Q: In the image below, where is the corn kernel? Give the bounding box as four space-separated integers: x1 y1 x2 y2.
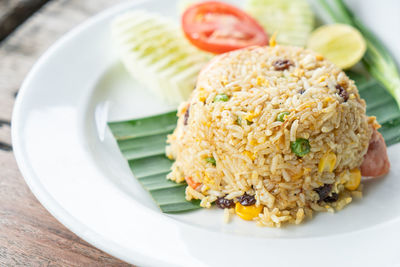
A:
235 203 263 220
324 97 333 105
318 76 326 83
345 168 361 191
250 139 258 146
318 152 337 173
269 31 277 47
256 76 264 86
243 151 256 160
316 54 324 61
256 76 269 87
198 91 206 102
245 111 260 122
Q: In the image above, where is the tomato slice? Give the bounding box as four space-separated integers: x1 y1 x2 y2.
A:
182 1 268 54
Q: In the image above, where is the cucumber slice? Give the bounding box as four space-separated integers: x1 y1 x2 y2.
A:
112 11 212 105
245 0 315 47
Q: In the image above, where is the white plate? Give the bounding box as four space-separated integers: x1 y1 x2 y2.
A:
12 0 400 266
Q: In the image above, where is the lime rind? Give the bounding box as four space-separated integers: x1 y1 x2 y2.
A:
307 24 367 69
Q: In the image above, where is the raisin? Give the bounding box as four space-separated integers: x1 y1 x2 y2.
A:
314 184 338 203
215 197 235 209
336 84 349 102
299 89 306 94
183 105 190 126
323 193 339 203
237 193 256 206
273 59 293 71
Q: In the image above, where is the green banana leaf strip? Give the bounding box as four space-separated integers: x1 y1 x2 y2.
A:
108 111 177 140
347 71 400 146
118 132 172 160
108 112 201 213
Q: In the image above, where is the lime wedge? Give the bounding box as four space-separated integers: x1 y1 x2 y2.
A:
307 24 366 69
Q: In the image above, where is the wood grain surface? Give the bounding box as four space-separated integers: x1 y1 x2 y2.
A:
0 0 134 265
0 0 51 42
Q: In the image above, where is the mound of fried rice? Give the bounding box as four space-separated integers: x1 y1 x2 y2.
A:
166 45 375 227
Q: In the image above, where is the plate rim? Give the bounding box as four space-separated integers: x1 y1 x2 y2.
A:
11 1 168 265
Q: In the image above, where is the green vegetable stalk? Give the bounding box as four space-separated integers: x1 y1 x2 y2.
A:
214 93 230 102
317 0 400 109
206 157 217 166
276 111 290 122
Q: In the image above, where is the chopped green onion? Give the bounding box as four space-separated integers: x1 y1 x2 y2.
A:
206 157 216 166
317 0 400 109
276 111 290 122
214 93 229 102
291 138 311 157
237 116 253 126
237 116 242 125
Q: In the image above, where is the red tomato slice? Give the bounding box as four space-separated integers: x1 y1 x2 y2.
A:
182 1 268 54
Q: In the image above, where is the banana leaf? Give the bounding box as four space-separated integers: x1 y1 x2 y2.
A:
108 111 201 213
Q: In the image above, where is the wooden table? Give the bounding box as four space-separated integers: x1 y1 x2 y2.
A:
0 0 133 265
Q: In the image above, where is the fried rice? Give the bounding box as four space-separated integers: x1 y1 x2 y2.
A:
166 45 375 227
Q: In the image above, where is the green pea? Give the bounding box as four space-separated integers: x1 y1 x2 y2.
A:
214 93 229 102
290 138 311 157
206 157 216 166
276 111 290 122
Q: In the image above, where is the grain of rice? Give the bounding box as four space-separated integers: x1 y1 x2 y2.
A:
290 119 299 141
223 208 230 223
